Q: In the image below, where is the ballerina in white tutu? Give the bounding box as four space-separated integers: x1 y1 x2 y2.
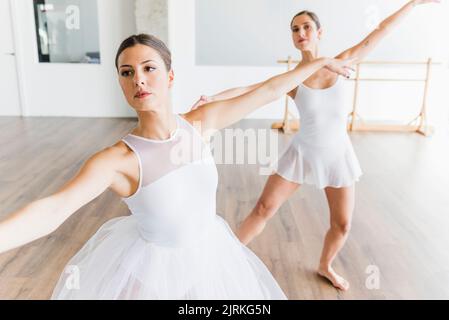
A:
193 0 440 291
0 34 352 299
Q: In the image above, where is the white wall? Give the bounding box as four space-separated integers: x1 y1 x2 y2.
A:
4 0 448 127
0 0 21 116
195 0 447 65
169 0 449 130
11 0 136 117
169 0 286 118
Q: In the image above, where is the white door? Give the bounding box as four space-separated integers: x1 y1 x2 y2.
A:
0 0 21 116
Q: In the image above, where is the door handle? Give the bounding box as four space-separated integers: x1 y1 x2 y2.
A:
4 53 15 56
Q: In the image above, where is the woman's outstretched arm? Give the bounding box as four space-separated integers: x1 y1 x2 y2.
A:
0 148 120 254
337 0 440 61
209 82 266 102
185 57 354 133
190 82 266 111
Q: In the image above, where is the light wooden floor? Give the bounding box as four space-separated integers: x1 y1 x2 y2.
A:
1 116 448 300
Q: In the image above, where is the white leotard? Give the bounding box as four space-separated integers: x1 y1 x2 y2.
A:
275 78 362 188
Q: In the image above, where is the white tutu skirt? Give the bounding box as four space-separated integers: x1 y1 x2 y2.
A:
51 215 286 300
274 136 362 189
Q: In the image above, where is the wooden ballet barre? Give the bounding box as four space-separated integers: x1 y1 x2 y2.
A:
272 56 298 134
348 58 441 137
272 57 442 137
356 60 442 65
349 78 426 82
277 59 442 65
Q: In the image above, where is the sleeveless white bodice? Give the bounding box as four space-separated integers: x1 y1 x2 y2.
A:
121 115 218 247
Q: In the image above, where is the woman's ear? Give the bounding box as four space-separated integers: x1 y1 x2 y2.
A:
168 69 175 88
317 28 323 41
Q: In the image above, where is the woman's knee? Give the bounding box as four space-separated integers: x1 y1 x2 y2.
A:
253 198 279 220
330 219 352 235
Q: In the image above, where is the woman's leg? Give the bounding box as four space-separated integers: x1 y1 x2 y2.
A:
236 174 300 245
317 185 355 291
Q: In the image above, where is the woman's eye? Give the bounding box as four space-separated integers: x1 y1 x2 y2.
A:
292 28 299 33
305 25 310 30
121 70 132 77
145 66 156 72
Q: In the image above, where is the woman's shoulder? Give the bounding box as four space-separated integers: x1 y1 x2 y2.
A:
94 140 136 173
110 139 136 161
179 112 194 125
97 140 140 198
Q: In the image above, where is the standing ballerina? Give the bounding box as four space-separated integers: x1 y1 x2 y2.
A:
194 0 440 291
0 34 352 299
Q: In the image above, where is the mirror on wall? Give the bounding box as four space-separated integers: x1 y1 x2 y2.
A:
33 0 101 64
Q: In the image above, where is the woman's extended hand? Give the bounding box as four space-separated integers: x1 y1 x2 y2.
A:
324 58 357 78
191 95 212 111
412 0 441 6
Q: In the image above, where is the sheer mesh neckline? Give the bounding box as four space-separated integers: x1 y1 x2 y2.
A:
121 114 214 199
128 115 180 143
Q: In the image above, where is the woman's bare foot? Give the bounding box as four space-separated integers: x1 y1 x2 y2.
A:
317 265 350 291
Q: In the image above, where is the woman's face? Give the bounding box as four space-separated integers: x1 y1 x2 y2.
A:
117 44 174 112
291 14 322 52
